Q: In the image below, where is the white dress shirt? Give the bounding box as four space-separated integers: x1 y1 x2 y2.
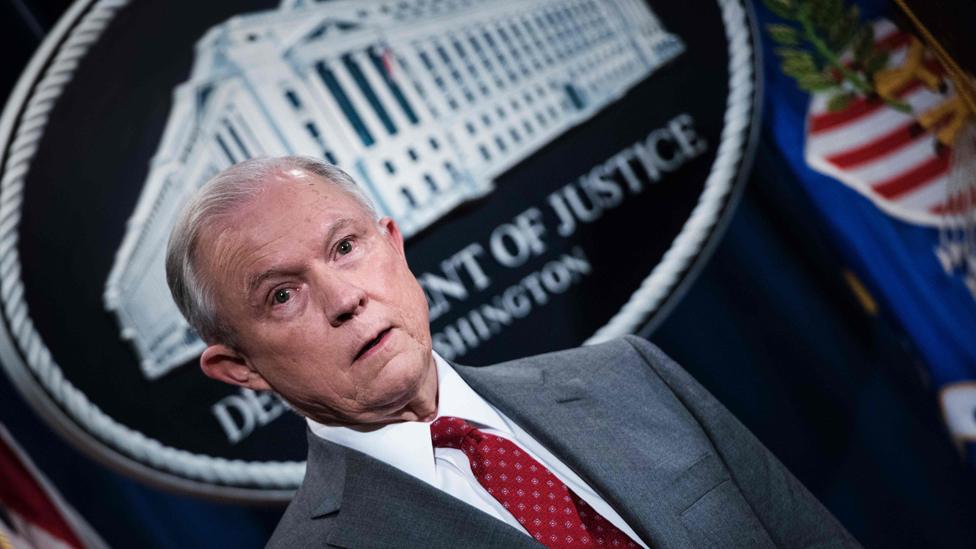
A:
308 352 648 547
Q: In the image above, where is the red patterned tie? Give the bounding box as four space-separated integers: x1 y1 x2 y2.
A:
430 416 641 548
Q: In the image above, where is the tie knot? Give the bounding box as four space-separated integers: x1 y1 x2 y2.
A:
430 416 478 449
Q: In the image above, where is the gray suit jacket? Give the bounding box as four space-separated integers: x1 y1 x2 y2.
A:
267 336 860 548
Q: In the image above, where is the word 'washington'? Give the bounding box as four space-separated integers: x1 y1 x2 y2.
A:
432 246 591 360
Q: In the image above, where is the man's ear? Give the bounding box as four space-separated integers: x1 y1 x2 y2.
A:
378 216 406 258
200 344 271 392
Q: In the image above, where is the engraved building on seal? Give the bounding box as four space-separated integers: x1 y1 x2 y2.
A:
104 0 684 380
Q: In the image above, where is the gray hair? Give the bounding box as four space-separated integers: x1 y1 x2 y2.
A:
165 156 378 346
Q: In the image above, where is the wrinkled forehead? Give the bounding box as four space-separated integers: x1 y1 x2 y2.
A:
192 173 371 280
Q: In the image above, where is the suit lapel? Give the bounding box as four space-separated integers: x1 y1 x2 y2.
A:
455 359 710 549
325 449 541 549
302 431 540 548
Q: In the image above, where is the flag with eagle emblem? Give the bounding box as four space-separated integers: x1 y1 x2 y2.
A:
759 0 976 464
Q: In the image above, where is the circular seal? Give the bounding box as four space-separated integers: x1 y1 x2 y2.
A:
0 0 761 500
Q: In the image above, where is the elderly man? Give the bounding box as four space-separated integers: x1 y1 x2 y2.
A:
165 156 858 548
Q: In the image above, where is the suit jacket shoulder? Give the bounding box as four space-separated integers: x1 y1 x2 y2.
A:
455 336 860 549
453 336 647 393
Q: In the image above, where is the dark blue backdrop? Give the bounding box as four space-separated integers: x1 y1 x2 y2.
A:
1 0 974 547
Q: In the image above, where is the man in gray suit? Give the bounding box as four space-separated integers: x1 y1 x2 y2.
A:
166 156 859 548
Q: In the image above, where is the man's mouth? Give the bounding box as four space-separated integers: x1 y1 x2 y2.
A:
355 328 392 362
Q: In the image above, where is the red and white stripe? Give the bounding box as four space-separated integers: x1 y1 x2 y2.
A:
0 424 107 549
804 20 952 226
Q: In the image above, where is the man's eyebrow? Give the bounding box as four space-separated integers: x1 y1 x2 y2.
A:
244 217 358 296
246 265 305 297
326 217 356 244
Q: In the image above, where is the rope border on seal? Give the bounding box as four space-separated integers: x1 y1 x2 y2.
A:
0 0 304 489
587 0 756 344
0 0 755 490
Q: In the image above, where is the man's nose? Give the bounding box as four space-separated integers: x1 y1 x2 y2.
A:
318 273 367 326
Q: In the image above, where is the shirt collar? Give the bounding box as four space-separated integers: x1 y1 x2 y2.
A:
306 351 510 487
434 353 510 434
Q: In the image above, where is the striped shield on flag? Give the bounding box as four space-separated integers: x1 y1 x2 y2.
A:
804 20 954 227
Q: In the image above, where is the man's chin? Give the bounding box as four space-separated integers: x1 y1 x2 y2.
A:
359 353 437 422
296 348 436 426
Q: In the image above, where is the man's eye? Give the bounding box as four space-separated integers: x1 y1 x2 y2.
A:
273 288 291 304
337 239 353 255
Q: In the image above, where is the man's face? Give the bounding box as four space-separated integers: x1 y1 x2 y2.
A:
197 171 435 426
